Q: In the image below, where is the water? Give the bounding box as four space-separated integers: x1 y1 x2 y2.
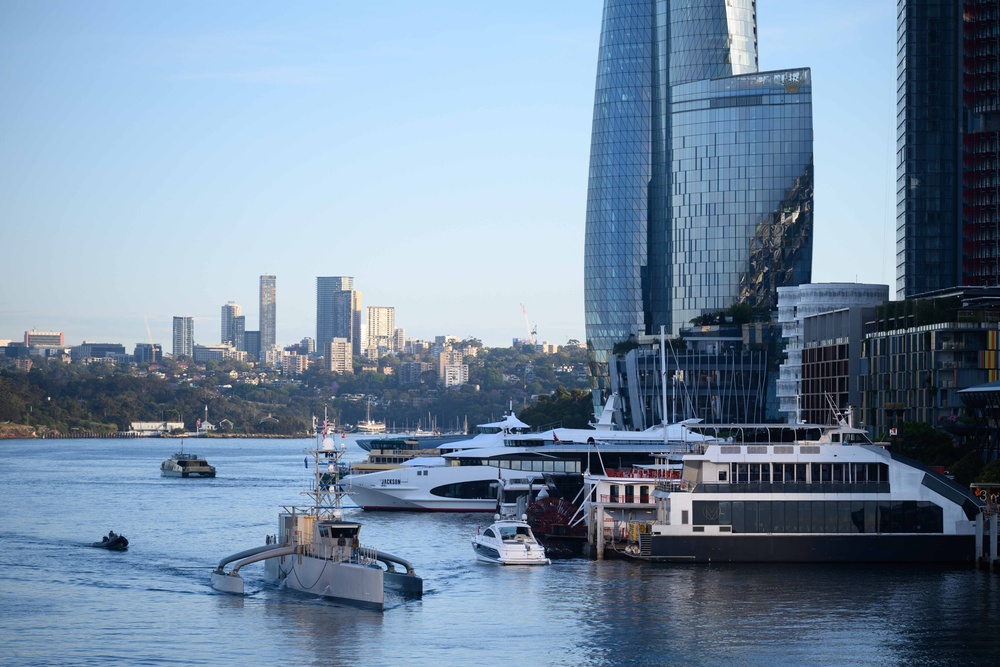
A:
2 437 1000 667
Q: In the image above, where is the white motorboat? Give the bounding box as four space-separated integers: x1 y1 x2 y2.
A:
472 514 550 565
210 416 423 610
160 445 216 478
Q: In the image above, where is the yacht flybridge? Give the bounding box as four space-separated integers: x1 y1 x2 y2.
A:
211 417 423 610
592 416 984 563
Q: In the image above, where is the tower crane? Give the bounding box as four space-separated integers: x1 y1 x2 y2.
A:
520 304 537 345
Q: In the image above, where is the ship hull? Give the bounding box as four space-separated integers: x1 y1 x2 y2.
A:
640 533 977 564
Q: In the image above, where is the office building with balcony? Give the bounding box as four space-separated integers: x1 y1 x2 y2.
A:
896 0 1000 297
860 287 1000 437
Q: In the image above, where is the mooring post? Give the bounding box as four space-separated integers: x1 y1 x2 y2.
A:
596 506 605 561
990 512 998 569
976 512 984 565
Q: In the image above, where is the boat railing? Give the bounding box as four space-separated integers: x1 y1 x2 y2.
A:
604 468 681 480
599 494 652 504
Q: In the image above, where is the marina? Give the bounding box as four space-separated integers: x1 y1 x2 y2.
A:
4 435 1000 666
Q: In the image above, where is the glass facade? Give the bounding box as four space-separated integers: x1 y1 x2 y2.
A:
670 70 813 329
584 0 812 401
896 0 1000 298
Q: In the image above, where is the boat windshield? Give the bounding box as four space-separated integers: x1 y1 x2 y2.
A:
498 526 532 540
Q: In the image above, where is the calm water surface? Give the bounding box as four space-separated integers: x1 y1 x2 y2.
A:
2 437 999 667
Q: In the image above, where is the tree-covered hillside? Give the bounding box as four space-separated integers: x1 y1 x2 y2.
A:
0 344 592 437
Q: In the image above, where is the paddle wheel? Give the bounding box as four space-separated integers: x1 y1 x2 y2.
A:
525 497 587 559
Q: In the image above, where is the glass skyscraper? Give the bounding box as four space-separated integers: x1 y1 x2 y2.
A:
317 276 362 357
896 0 1000 298
584 0 814 397
259 274 276 350
172 316 194 358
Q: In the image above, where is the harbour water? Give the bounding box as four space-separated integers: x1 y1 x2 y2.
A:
2 436 999 667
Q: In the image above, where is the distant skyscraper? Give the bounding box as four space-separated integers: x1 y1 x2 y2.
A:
244 330 261 362
232 315 246 352
317 277 362 356
133 343 163 364
259 274 276 349
583 0 813 399
172 316 194 358
896 0 1000 297
221 301 242 345
366 306 395 355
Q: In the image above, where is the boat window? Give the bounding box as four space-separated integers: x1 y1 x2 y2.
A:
484 528 497 538
718 469 728 482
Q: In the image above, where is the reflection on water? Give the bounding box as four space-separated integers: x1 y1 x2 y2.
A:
1 438 999 667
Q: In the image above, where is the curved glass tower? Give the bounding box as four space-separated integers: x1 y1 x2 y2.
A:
584 0 813 400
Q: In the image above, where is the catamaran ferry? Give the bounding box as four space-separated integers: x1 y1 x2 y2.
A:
606 419 984 563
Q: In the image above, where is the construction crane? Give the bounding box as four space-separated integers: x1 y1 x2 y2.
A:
520 304 537 345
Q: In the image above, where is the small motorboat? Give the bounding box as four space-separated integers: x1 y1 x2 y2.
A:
92 532 129 551
472 514 550 566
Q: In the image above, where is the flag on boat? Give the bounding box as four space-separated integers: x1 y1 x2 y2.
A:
553 431 560 443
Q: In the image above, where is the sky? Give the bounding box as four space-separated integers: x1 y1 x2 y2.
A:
0 1 899 350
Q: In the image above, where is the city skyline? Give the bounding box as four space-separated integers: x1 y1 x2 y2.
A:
1 2 899 349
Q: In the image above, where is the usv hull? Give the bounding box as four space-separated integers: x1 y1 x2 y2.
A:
266 553 385 609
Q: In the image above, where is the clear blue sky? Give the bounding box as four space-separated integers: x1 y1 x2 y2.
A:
0 1 898 349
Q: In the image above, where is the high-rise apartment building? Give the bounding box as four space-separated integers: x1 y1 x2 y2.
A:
366 306 395 356
221 301 242 345
583 0 814 399
896 0 1000 298
325 338 353 374
317 277 363 356
259 274 276 350
172 316 194 358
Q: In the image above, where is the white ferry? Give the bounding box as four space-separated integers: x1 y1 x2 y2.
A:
604 419 984 563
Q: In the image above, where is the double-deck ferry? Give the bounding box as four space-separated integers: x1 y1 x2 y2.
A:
595 418 984 563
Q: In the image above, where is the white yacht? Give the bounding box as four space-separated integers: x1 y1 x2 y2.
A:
592 416 984 563
342 397 712 513
160 446 216 478
342 410 534 511
355 398 386 435
472 514 550 566
211 418 423 610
